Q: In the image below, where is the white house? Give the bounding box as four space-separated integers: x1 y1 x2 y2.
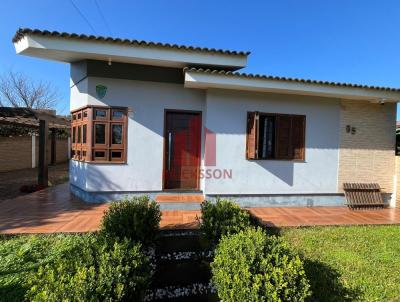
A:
13 28 399 208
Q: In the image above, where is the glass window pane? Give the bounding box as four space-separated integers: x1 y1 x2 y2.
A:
77 113 82 119
112 124 122 144
259 116 275 158
78 126 81 143
83 111 88 118
95 124 106 144
83 124 87 144
111 151 122 158
94 151 105 158
112 110 124 119
95 109 106 118
72 127 76 143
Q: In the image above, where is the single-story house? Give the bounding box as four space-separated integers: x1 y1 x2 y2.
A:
13 28 399 208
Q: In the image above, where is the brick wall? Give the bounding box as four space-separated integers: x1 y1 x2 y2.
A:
396 156 400 207
338 100 396 194
0 136 69 172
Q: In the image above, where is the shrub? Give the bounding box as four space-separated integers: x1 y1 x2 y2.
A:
100 196 161 246
200 198 251 244
212 227 311 302
27 235 150 302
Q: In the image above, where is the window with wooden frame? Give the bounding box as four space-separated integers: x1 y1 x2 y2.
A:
246 112 305 161
71 106 127 163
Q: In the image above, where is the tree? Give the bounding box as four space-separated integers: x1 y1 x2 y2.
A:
0 71 58 109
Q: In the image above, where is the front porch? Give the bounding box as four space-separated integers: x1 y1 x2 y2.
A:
1 183 400 234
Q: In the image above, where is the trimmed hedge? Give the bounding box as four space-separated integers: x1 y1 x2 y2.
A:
100 196 161 246
212 227 311 302
27 235 150 302
200 198 251 245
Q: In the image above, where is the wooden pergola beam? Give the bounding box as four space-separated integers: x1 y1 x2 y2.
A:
51 129 56 165
38 119 48 186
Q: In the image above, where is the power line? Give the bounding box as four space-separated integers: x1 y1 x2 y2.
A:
69 0 98 35
94 0 113 36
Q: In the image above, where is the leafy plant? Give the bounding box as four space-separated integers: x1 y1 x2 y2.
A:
212 227 310 302
27 235 149 302
199 198 251 245
100 196 161 246
0 234 90 301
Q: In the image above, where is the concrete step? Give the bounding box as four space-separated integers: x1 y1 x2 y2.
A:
157 232 210 254
155 194 204 203
148 230 216 301
152 260 211 287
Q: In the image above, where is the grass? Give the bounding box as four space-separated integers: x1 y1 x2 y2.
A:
282 225 400 302
1 226 400 302
0 233 89 302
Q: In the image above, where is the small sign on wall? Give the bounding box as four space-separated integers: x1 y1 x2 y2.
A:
96 85 107 99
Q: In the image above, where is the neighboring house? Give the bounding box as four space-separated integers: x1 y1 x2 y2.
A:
0 107 70 172
13 28 399 207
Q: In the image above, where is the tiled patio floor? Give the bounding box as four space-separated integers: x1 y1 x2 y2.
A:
0 183 399 234
248 207 400 227
0 183 201 234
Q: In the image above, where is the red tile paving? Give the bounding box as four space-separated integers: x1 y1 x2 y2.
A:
0 183 399 234
248 207 400 227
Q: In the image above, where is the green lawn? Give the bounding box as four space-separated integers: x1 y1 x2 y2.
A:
282 225 400 302
0 234 89 302
1 226 400 302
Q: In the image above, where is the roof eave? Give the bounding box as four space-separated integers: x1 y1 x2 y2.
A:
184 70 400 102
14 33 248 70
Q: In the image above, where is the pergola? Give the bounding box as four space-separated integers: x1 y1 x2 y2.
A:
0 107 70 186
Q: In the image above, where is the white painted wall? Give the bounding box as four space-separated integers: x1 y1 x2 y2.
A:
70 62 89 111
70 76 205 192
203 89 341 194
70 74 341 194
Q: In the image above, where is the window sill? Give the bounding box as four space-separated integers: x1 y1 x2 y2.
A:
71 159 127 164
247 158 306 163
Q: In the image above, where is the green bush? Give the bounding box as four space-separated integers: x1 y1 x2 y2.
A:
100 196 161 245
200 198 251 244
27 235 150 302
212 227 311 302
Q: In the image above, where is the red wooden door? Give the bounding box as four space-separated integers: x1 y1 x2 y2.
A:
164 111 201 190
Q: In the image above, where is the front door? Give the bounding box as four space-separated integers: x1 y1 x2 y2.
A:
164 111 201 190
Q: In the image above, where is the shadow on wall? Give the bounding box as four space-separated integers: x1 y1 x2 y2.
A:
70 161 126 192
254 160 294 186
87 165 127 192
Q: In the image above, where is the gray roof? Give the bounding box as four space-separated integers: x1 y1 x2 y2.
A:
0 107 70 129
13 28 250 56
184 67 400 92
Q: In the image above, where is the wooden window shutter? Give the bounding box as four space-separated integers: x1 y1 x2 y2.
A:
275 115 292 159
292 115 306 160
246 112 259 159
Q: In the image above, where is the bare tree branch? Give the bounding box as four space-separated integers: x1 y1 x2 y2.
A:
0 71 59 109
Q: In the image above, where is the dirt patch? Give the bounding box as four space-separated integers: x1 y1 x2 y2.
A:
0 162 69 202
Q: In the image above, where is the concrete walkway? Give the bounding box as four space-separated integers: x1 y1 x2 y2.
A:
0 183 399 234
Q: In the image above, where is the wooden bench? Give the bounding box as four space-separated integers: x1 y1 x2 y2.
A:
343 183 385 209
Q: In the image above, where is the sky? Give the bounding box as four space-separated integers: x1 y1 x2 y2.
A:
1 0 400 118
